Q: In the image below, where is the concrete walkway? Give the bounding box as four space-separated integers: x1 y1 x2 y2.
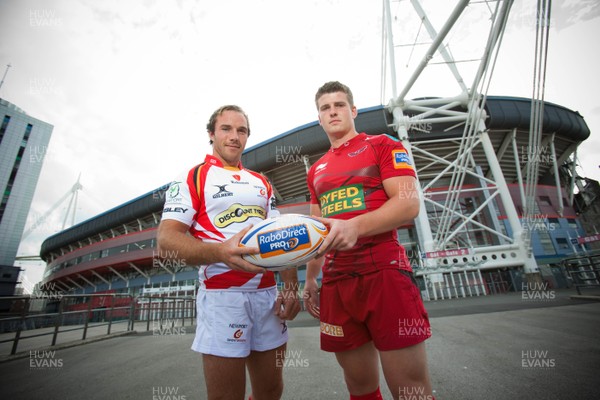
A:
0 289 598 399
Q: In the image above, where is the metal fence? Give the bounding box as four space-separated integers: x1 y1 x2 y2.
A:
0 294 196 356
561 250 600 295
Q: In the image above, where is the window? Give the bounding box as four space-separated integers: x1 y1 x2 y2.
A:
556 238 570 251
567 219 578 229
537 230 555 255
0 123 33 224
0 115 10 144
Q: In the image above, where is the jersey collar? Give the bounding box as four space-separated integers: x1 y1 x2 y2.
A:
204 154 243 170
330 132 365 153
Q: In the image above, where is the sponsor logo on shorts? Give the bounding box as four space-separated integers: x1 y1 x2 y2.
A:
227 323 248 343
392 149 414 170
319 184 366 217
257 224 311 258
320 322 344 337
215 204 266 228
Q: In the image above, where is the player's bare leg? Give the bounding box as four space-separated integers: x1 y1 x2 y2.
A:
246 344 286 400
334 341 381 396
202 354 246 399
379 341 433 399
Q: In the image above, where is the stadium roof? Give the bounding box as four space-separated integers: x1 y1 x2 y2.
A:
40 96 590 260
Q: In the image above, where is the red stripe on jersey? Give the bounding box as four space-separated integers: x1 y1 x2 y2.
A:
204 270 275 289
258 271 276 288
188 162 226 241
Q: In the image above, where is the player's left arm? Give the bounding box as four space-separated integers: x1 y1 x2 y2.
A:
354 175 420 236
316 175 419 254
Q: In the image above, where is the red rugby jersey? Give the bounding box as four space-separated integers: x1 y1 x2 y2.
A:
307 133 416 283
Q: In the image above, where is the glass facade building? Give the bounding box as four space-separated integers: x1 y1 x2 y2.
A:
0 98 53 266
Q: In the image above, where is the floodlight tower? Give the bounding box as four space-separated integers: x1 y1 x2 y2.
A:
382 0 544 283
21 174 83 240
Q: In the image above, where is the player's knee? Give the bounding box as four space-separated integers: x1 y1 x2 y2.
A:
344 372 379 395
252 381 283 400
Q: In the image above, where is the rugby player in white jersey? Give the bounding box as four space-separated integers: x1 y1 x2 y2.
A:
157 105 300 400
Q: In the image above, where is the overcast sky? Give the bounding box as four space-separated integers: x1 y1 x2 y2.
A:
1 0 599 287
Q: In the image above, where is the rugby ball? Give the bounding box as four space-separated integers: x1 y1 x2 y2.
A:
240 214 329 270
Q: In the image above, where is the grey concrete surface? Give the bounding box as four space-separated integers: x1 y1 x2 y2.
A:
0 289 598 400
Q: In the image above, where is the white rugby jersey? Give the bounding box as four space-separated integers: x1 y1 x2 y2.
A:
161 154 280 290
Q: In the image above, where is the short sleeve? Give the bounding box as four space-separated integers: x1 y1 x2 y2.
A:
160 170 197 226
307 166 319 205
376 135 417 181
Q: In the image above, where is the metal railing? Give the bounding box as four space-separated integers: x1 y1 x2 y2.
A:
0 293 196 356
561 250 600 295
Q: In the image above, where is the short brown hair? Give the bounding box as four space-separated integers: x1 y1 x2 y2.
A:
314 81 354 109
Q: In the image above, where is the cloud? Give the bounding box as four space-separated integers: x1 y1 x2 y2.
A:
2 0 599 287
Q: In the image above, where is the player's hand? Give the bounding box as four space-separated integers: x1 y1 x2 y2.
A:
302 278 320 319
275 286 301 321
219 226 266 274
312 216 359 258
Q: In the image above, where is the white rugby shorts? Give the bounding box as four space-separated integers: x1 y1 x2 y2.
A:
191 287 288 357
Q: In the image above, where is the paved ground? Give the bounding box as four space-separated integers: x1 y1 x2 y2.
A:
0 288 599 399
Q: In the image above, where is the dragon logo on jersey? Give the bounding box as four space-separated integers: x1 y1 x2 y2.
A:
215 204 266 228
348 145 368 157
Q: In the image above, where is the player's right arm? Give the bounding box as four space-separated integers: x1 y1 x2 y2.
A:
156 220 264 274
303 203 323 318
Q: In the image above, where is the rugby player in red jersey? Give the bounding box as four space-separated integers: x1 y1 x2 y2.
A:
157 105 300 400
303 82 434 400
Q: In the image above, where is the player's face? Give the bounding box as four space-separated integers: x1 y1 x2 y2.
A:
317 91 357 138
209 110 249 167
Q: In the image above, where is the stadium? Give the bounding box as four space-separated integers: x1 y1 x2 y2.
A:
37 95 593 303
35 0 599 305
